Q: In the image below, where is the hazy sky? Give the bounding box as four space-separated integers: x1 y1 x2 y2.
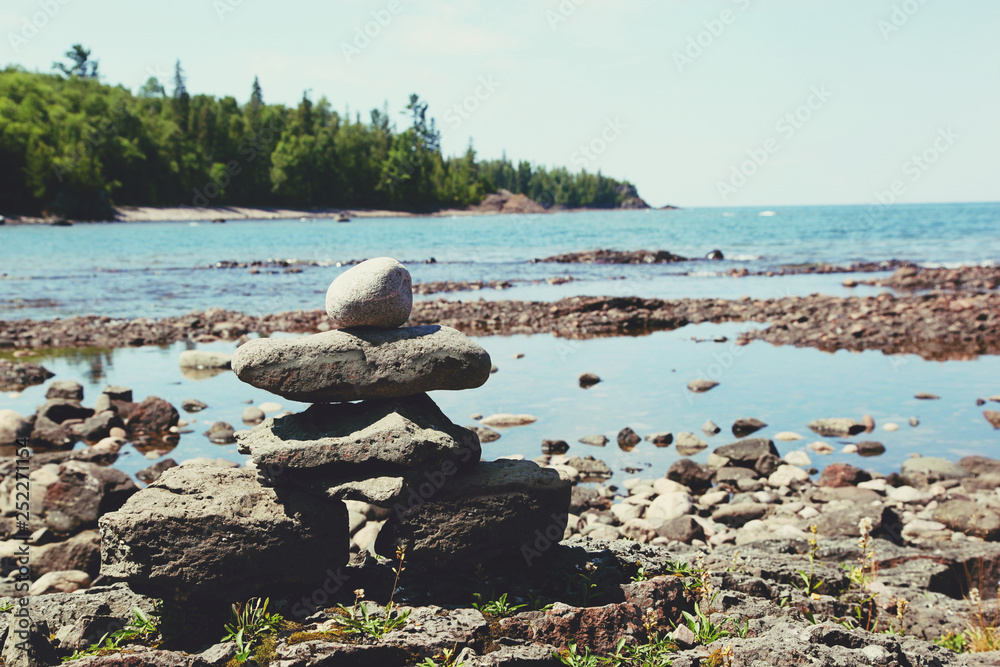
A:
3 0 997 208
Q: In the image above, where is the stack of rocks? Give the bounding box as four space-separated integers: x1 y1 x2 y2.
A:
100 258 569 602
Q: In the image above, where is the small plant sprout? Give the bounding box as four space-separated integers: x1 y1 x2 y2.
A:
471 592 527 617
221 597 284 664
962 586 1000 652
334 545 410 640
894 597 909 635
796 524 824 596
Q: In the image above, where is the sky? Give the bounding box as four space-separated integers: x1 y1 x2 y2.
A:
2 0 998 208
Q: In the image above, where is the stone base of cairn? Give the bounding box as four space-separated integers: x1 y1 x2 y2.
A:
99 258 571 601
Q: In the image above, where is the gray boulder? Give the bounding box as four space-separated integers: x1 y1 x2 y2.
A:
46 380 84 401
325 257 413 328
376 459 571 568
99 465 349 600
901 457 968 487
713 438 778 467
232 325 492 402
237 393 481 473
0 359 54 391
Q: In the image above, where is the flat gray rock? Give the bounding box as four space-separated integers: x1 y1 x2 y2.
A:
232 325 491 402
326 257 413 328
807 418 866 437
237 393 481 472
376 459 571 568
99 464 348 600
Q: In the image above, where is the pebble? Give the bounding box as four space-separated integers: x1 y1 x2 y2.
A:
808 441 834 454
675 432 707 455
862 414 875 432
480 414 537 427
702 420 721 436
578 435 608 447
109 427 127 439
842 444 858 454
325 257 412 328
883 423 900 432
578 372 601 388
909 417 919 427
768 465 809 487
7 392 21 399
182 398 208 413
242 407 265 424
774 431 803 441
914 392 940 400
258 402 282 413
512 353 524 359
470 413 483 420
645 432 673 447
783 451 812 467
687 379 718 393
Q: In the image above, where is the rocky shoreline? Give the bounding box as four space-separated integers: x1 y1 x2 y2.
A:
2 287 998 362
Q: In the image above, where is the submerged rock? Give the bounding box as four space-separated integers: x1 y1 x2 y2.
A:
807 418 866 437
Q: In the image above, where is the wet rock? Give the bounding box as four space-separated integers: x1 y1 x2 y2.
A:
564 456 612 480
819 463 871 487
578 435 608 447
732 417 767 438
376 459 570 568
915 392 940 400
542 439 569 455
477 413 538 428
862 414 875 432
808 441 834 454
237 394 480 473
126 396 179 435
471 426 501 443
102 386 133 402
74 411 125 442
645 431 673 446
241 406 265 424
578 372 601 388
100 464 348 600
713 438 778 467
674 432 707 456
783 450 811 467
536 249 687 264
203 421 236 444
178 349 233 369
883 422 900 432
181 398 208 413
773 431 803 441
616 427 640 450
984 410 1000 429
857 441 886 457
46 380 84 401
687 379 718 393
325 257 413 328
702 419 721 436
136 459 178 484
0 358 54 391
808 418 866 437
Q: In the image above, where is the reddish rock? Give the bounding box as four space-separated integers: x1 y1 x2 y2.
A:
984 410 1000 429
127 396 179 435
819 463 872 487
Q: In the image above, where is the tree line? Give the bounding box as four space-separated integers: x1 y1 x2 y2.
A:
0 46 646 219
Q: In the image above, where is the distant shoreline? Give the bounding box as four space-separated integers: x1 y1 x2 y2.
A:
2 201 669 225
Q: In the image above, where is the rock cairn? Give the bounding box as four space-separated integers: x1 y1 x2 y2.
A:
100 258 570 601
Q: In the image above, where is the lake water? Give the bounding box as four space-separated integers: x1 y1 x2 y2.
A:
1 202 998 482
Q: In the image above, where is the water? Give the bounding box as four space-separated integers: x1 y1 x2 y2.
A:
1 202 998 482
1 202 997 320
